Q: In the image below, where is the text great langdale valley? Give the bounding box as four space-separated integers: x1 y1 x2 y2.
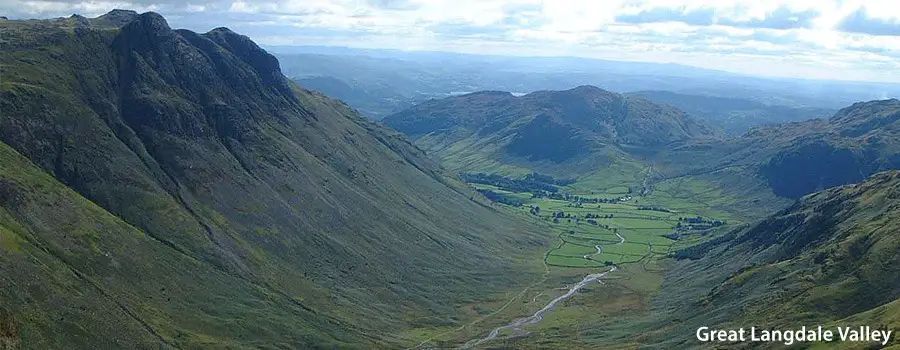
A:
697 326 893 346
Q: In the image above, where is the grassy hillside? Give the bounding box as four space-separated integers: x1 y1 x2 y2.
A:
0 11 552 348
641 171 900 348
0 139 355 349
656 99 900 200
383 86 718 182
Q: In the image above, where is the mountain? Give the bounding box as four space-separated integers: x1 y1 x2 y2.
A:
640 170 900 347
629 90 834 135
383 86 718 177
277 53 457 119
657 99 900 200
0 11 549 348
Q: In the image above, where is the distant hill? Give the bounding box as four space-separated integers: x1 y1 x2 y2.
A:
279 53 452 119
296 75 423 117
273 46 900 122
641 170 900 347
384 86 718 176
657 99 900 199
0 11 548 348
629 90 834 135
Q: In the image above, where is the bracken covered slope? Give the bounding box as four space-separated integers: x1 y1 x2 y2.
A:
639 171 900 348
0 11 547 348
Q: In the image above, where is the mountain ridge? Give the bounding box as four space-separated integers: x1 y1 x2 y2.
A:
654 98 900 200
628 90 835 135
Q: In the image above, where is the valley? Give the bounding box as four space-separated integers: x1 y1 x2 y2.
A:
405 167 740 348
382 83 900 348
408 169 900 349
2 8 900 350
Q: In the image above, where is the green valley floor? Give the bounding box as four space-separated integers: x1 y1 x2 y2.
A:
404 167 744 348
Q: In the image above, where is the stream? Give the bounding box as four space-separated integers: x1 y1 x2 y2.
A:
461 267 617 348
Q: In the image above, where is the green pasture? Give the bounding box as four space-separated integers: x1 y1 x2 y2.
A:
470 175 735 267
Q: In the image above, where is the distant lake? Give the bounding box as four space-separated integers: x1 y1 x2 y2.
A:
448 91 530 96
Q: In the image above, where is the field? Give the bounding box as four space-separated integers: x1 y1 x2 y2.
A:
472 182 736 268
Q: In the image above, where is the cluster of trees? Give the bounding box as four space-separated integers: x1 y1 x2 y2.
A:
637 206 670 212
521 172 576 186
529 205 541 215
554 215 612 230
461 172 562 194
554 211 571 219
676 216 726 230
545 211 617 227
532 192 630 204
554 211 617 219
663 232 681 240
476 189 524 207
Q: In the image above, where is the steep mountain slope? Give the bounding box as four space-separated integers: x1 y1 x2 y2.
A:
657 99 900 199
383 86 718 177
0 11 549 348
629 90 833 135
638 170 900 348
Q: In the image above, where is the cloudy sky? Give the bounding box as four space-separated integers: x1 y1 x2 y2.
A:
5 0 900 83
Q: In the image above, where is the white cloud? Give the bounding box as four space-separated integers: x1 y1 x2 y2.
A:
2 0 900 82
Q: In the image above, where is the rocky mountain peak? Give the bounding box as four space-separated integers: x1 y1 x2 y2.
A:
95 9 139 26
